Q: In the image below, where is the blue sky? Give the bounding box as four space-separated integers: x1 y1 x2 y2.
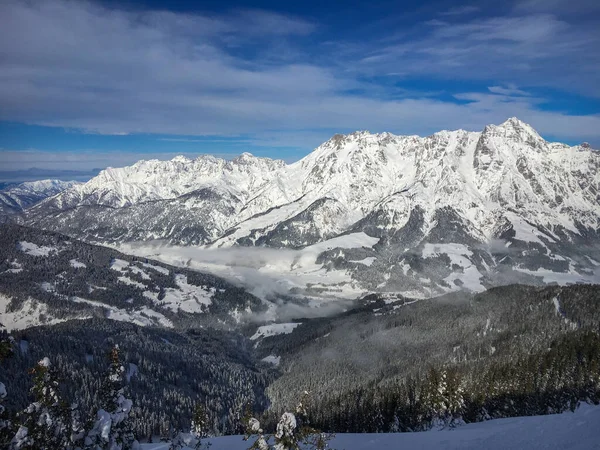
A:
0 0 599 175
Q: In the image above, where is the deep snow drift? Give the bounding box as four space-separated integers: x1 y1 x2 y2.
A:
142 402 600 449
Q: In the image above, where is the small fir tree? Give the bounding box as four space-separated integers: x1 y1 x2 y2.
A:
244 392 333 450
11 357 70 450
0 326 15 447
169 403 211 450
85 345 140 450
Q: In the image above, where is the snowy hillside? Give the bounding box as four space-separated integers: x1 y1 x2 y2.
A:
142 402 600 450
22 118 600 297
0 224 266 331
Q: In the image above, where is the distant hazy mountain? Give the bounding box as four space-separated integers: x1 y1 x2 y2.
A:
0 167 101 183
21 118 600 297
0 179 81 219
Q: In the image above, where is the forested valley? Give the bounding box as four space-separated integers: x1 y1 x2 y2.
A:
1 283 599 448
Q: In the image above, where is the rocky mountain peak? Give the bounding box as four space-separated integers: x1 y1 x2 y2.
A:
170 155 191 163
21 118 600 299
483 117 544 145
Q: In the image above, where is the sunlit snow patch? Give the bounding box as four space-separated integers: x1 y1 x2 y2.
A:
110 258 151 279
261 355 281 366
140 262 170 275
422 243 485 292
69 259 87 269
251 322 301 340
69 296 173 328
17 241 58 257
161 274 213 313
0 294 69 331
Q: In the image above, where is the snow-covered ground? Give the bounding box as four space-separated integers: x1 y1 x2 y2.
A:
422 243 485 292
0 294 67 331
250 322 302 340
17 241 60 257
142 403 600 449
161 274 213 313
0 291 173 331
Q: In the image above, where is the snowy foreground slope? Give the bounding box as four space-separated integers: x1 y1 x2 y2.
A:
143 404 600 450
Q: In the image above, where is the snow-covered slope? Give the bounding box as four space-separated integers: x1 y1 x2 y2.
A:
23 119 600 297
0 179 81 218
0 224 266 331
143 402 600 450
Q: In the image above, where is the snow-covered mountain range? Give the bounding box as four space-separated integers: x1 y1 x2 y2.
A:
21 118 600 297
0 179 81 219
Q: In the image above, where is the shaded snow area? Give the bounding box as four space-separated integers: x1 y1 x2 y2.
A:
17 241 59 256
422 243 485 292
110 258 152 288
111 258 213 313
304 232 379 253
110 258 152 279
250 323 301 340
3 260 23 274
142 403 600 449
354 256 377 266
161 274 213 313
515 267 595 285
0 291 173 331
140 261 170 275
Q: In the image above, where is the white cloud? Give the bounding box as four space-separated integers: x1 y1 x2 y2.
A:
354 13 600 98
0 0 598 149
488 85 530 96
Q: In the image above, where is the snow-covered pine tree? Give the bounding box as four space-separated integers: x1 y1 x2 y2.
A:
169 403 211 450
420 367 445 429
243 403 269 450
191 403 211 449
10 357 70 450
0 325 15 447
85 345 140 450
70 403 86 449
420 367 464 430
444 368 465 428
245 392 332 450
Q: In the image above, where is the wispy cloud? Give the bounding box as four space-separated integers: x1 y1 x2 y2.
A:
439 5 480 16
0 150 239 171
159 138 252 143
488 85 531 96
0 0 598 150
514 0 600 14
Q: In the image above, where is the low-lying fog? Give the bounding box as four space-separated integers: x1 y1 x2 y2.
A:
115 234 380 321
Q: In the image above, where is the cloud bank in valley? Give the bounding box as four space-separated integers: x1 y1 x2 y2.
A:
118 241 362 321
